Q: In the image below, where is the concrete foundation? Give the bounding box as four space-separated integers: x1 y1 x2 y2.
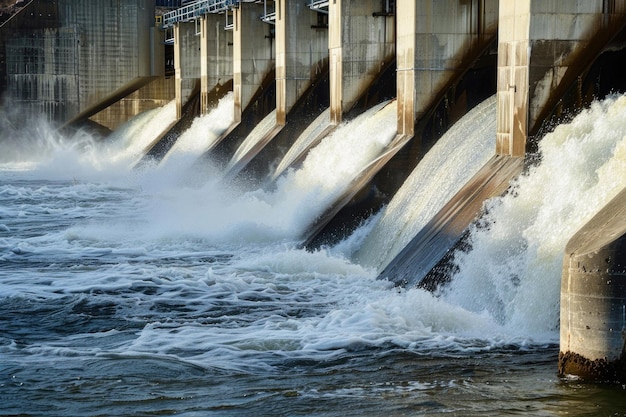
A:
559 187 626 382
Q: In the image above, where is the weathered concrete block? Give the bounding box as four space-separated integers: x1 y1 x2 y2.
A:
560 187 626 381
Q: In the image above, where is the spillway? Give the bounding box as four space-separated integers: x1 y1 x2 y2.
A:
159 93 234 170
355 96 497 272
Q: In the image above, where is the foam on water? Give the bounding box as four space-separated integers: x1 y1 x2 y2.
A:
442 94 626 335
109 100 400 245
2 95 626 375
0 100 176 179
102 100 177 168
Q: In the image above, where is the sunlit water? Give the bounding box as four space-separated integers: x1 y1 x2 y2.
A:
355 96 497 271
2 97 626 416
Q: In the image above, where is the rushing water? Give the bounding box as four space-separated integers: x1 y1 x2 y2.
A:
2 96 626 416
355 96 497 272
160 92 235 170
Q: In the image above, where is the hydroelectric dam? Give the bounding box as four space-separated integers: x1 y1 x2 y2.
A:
2 0 626 385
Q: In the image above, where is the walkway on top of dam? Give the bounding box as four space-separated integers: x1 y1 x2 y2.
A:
162 0 331 30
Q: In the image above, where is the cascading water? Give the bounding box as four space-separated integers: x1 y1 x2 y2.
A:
106 100 177 168
256 100 397 238
3 94 626 415
439 94 626 334
271 108 331 181
158 93 234 170
225 109 278 175
0 100 176 177
354 96 497 271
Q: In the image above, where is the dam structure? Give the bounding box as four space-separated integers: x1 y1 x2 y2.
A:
2 0 626 382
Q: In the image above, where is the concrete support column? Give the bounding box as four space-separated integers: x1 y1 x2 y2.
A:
496 0 624 156
328 0 395 125
275 0 328 126
174 23 183 120
200 14 233 115
396 0 416 137
560 188 626 381
174 21 200 120
233 2 275 123
396 0 499 137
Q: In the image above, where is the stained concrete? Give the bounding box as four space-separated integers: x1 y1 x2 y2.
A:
328 0 395 124
275 0 328 125
559 187 626 381
496 0 626 157
233 1 274 123
396 0 498 136
1 0 163 125
199 12 232 115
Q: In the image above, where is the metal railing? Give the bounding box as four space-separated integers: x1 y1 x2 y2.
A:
260 0 275 24
162 0 238 28
162 0 282 33
307 0 329 14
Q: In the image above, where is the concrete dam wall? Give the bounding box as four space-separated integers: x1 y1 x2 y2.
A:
0 0 163 126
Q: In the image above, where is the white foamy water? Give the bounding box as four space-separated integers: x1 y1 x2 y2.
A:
355 96 497 271
442 94 626 335
159 92 234 170
0 101 177 179
106 100 177 168
243 100 398 239
225 109 278 175
271 108 332 181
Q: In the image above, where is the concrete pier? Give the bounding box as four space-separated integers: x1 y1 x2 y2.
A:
559 187 626 382
174 21 200 119
396 0 498 136
233 1 274 123
328 0 395 125
496 0 626 156
226 0 330 185
199 13 233 114
275 0 328 126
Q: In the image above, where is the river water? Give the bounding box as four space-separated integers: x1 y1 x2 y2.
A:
2 95 626 416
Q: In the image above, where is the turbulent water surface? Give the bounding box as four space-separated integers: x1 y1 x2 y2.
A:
2 96 626 416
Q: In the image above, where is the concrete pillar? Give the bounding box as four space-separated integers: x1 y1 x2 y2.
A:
200 14 233 115
560 188 626 381
496 0 626 157
174 21 200 120
275 0 328 126
328 0 395 125
233 2 275 123
396 0 499 137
